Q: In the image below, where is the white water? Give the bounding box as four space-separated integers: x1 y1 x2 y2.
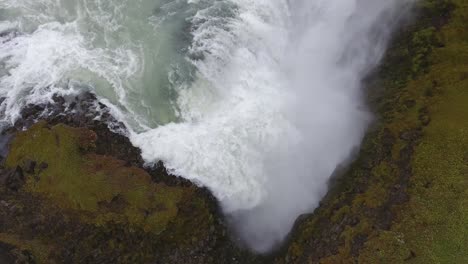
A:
0 0 411 251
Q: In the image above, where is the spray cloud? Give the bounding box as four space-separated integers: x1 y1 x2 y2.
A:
0 0 413 252
221 0 413 251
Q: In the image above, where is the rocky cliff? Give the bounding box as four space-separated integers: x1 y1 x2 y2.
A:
0 0 466 263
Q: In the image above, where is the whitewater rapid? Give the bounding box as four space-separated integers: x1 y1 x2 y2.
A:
0 0 411 251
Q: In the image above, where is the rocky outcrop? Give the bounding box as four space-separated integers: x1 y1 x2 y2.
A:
0 94 264 263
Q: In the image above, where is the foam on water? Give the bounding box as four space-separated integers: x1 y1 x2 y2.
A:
0 0 412 251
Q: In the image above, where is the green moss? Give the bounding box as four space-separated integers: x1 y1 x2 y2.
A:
358 231 413 263
1 122 261 263
360 0 468 262
277 0 467 262
5 121 184 234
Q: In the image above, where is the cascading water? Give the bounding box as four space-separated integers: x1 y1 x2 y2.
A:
0 0 412 252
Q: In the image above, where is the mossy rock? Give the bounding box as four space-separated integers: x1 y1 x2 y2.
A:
0 122 261 263
6 121 191 234
276 0 468 263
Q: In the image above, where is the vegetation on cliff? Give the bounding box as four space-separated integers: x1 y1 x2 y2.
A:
0 0 466 263
0 116 261 263
6 122 188 234
276 0 467 263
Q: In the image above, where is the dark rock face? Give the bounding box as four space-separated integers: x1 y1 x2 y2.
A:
0 166 25 192
22 160 36 174
0 242 35 264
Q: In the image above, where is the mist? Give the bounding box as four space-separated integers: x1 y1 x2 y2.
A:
228 0 413 252
0 0 413 253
